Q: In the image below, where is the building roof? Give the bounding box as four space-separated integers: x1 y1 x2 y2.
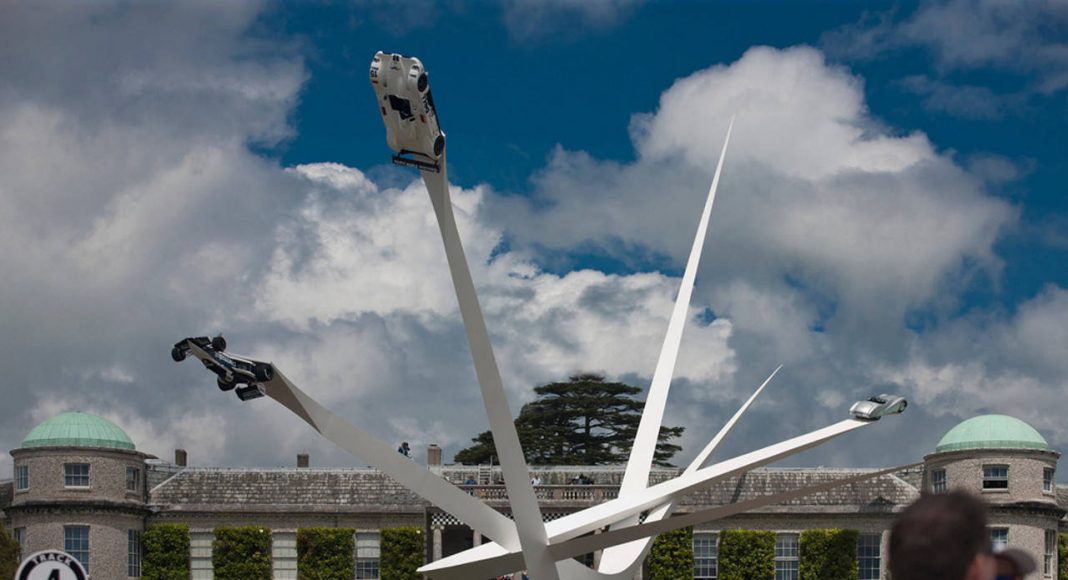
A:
678 468 919 511
935 415 1048 453
147 465 919 514
21 411 135 450
149 468 424 512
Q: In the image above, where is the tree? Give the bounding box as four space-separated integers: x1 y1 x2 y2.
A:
0 526 18 580
454 373 684 466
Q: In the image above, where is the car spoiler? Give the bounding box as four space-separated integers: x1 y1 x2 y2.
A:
392 153 441 173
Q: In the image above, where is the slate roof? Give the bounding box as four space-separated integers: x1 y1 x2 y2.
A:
149 468 425 513
677 468 919 512
147 465 918 515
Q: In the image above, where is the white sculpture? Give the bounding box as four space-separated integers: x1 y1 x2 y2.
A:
175 53 909 579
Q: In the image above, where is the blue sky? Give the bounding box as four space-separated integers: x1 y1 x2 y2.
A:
0 0 1065 477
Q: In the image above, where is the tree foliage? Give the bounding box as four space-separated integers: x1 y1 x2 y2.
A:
454 373 684 465
648 527 694 579
298 528 354 580
717 530 775 580
143 524 191 580
213 525 272 580
0 526 19 580
799 529 858 580
380 527 423 580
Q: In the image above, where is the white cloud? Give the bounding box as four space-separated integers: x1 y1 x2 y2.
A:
491 46 1014 335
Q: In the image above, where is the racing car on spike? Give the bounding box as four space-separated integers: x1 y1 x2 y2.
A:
370 51 445 172
171 336 273 401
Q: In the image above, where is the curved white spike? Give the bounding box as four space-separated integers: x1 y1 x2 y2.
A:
690 364 782 471
597 117 734 576
420 157 557 579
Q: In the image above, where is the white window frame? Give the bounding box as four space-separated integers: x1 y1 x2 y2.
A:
932 468 947 493
15 464 28 491
64 463 91 488
355 532 380 580
190 531 214 579
1044 467 1055 494
775 533 799 580
982 465 1009 490
128 529 142 577
990 527 1009 552
64 525 90 573
694 531 718 579
126 466 141 492
13 527 26 552
857 532 881 580
272 531 298 580
1045 529 1056 578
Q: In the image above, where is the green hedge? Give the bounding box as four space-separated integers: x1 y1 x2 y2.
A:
648 527 694 579
1059 533 1068 580
0 526 19 580
297 528 354 580
213 525 272 580
718 529 775 580
143 523 190 580
381 527 423 580
799 529 858 580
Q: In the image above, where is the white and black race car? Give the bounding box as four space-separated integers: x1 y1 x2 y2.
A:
370 51 445 172
171 336 273 401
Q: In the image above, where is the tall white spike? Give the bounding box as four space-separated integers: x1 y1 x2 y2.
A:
618 117 734 496
596 118 735 577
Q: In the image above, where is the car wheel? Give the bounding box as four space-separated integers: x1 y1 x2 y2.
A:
171 347 186 362
417 73 428 93
217 377 236 391
433 135 445 157
211 335 227 352
254 363 273 382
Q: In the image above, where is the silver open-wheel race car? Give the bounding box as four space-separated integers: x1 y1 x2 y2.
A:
171 336 273 401
370 51 445 172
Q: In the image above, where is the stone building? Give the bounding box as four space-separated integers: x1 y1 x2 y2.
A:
1 411 1065 579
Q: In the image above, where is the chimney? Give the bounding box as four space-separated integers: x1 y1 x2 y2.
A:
175 449 187 467
297 453 310 468
427 444 442 466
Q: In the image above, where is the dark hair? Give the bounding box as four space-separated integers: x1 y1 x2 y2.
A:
889 490 990 580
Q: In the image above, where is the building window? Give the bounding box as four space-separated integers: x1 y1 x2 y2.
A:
273 531 297 580
190 531 213 579
932 468 947 493
775 533 799 580
15 465 28 491
355 532 380 579
694 532 718 579
64 463 90 487
1044 467 1055 494
126 466 141 492
13 528 26 552
128 529 142 577
64 526 90 573
982 465 1008 490
990 528 1009 552
1046 529 1056 578
857 533 881 580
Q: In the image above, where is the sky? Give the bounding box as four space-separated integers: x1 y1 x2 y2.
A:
1 0 1066 479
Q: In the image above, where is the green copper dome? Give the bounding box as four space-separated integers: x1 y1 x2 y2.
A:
935 415 1048 453
22 411 135 450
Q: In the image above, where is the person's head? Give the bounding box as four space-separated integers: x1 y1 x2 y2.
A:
889 491 995 580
